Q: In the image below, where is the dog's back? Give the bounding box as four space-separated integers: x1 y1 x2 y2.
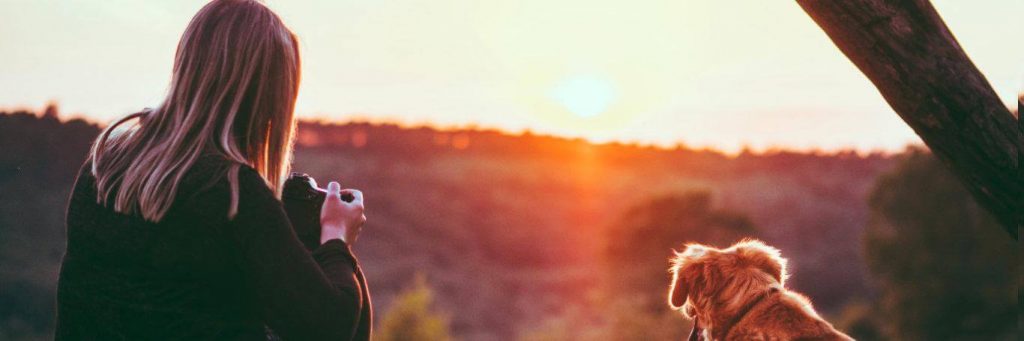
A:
726 290 852 341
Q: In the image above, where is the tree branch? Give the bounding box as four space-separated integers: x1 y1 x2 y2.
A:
796 0 1022 238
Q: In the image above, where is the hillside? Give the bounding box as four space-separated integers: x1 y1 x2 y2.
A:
0 111 897 339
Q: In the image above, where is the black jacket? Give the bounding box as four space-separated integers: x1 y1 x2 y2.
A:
56 156 372 340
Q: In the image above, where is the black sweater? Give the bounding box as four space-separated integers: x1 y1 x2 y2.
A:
55 156 371 340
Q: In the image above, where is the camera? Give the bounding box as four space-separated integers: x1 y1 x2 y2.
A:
283 173 326 250
282 173 325 249
282 172 353 250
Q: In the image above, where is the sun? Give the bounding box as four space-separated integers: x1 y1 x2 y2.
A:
548 74 618 118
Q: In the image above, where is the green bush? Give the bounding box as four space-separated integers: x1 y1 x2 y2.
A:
603 191 756 311
377 275 454 341
864 150 1016 340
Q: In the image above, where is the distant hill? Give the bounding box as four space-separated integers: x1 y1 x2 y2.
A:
0 111 898 340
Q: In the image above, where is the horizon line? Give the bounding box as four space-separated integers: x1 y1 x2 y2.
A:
0 104 923 157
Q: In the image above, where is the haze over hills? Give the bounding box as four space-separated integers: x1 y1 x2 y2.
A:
292 120 896 336
0 110 899 339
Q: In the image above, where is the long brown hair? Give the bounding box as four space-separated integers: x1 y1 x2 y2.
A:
90 0 301 222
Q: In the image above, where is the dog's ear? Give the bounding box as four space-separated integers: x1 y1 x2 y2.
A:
732 239 788 285
668 244 708 309
669 268 688 308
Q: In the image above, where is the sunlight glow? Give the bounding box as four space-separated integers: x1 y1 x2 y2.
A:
548 75 618 118
0 0 1018 151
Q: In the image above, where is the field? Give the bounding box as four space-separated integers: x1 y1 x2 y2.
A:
291 121 896 339
1 111 899 339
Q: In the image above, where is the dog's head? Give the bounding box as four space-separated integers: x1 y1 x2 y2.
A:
668 239 788 318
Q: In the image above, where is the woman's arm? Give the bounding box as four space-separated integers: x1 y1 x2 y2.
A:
222 166 364 340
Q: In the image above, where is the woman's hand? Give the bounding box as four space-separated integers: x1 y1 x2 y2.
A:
320 181 366 245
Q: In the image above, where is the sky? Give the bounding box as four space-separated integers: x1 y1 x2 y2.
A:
0 0 1020 152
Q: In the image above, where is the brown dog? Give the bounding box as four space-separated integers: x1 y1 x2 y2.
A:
668 239 853 341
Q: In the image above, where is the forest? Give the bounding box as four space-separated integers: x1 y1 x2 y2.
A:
0 108 1016 340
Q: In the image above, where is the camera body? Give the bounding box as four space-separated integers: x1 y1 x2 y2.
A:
282 172 357 250
282 172 328 251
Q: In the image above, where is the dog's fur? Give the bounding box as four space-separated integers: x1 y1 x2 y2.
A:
668 239 853 341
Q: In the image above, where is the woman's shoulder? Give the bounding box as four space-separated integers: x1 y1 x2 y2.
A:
183 154 273 201
185 154 252 186
180 155 231 191
172 155 273 220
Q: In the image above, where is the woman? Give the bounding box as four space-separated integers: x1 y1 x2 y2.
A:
55 1 372 339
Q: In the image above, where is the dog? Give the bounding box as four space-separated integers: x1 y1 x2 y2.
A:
668 239 853 341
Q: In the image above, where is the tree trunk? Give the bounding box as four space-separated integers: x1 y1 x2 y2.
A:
795 0 1021 238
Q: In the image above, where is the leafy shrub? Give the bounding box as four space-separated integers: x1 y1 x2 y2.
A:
377 274 454 341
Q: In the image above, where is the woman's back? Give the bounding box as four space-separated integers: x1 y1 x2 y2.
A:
57 1 371 339
57 155 371 340
59 156 263 339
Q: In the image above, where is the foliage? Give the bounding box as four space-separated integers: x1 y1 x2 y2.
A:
0 110 99 340
832 300 884 341
0 109 897 339
377 274 454 341
602 191 756 311
863 150 1016 340
517 294 689 341
521 191 752 340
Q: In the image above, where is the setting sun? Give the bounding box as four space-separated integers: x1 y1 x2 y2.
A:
0 0 1018 152
548 74 618 118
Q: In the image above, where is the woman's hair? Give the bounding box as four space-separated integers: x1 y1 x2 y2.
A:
90 0 301 222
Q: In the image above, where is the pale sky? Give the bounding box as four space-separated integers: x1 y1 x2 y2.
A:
0 0 1020 152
